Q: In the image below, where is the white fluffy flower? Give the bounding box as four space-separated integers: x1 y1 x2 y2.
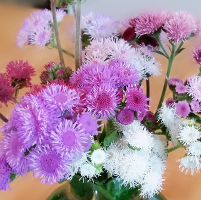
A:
188 141 201 156
179 156 201 175
178 125 201 145
140 171 164 198
157 103 182 146
80 163 99 179
186 75 201 101
91 149 106 164
123 123 154 150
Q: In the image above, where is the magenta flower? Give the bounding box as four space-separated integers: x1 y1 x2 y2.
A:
125 85 148 113
122 27 135 41
190 100 200 113
175 84 187 94
0 74 15 107
77 112 100 135
116 109 134 125
176 100 190 118
164 11 197 42
50 120 89 158
6 60 35 87
0 157 11 191
2 130 28 175
39 83 80 112
134 11 169 36
193 44 201 65
86 85 120 120
145 111 155 121
29 146 69 185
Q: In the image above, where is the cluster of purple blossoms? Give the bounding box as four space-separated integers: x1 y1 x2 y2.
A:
0 82 103 187
16 9 65 48
70 59 140 120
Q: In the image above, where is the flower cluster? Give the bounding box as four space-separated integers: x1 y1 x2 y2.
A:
2 4 201 200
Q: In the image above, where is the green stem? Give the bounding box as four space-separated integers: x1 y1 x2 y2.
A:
155 192 167 200
51 44 75 58
154 132 166 135
51 1 65 67
75 0 82 70
155 34 169 59
167 143 183 153
0 112 8 123
175 41 184 55
157 44 176 109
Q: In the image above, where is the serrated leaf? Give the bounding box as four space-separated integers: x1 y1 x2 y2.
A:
103 130 118 146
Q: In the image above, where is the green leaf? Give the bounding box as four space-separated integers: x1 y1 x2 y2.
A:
198 67 201 76
188 113 201 124
10 173 16 182
103 130 118 146
153 50 168 58
175 47 185 56
98 126 107 144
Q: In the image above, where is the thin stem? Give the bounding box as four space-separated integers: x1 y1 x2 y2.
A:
155 34 169 59
51 44 75 58
75 0 82 70
175 41 184 54
146 78 150 107
167 143 184 153
51 1 65 67
0 112 8 123
157 44 176 109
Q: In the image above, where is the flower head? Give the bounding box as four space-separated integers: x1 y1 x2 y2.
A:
29 146 70 185
188 141 201 156
134 11 168 36
187 76 201 101
0 74 15 107
116 109 134 125
125 85 148 113
168 78 184 87
175 84 186 94
166 98 175 106
175 100 190 118
190 100 200 113
164 11 197 42
91 149 106 164
6 60 35 87
50 120 89 158
193 44 201 65
0 157 11 191
122 27 135 41
86 85 120 120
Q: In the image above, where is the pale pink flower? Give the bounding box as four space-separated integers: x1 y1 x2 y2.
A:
164 11 197 42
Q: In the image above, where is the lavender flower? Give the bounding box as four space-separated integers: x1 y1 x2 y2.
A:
190 100 200 112
175 100 190 118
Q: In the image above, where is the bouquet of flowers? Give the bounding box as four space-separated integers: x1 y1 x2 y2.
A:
1 0 201 199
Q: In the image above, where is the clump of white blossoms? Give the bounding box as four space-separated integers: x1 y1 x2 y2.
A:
103 133 167 198
157 103 182 146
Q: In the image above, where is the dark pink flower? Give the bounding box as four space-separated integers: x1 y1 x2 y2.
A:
193 44 201 65
6 60 35 87
166 98 175 106
175 84 187 94
116 109 134 125
0 74 15 107
122 27 135 41
168 78 184 87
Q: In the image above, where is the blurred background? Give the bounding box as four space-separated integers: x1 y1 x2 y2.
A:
1 0 201 19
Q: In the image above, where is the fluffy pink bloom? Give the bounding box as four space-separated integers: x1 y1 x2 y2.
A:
134 11 169 36
175 84 187 94
190 100 200 113
164 11 197 42
193 44 201 65
125 85 149 113
176 100 190 118
187 76 201 101
0 74 15 107
168 78 184 87
6 60 35 87
86 85 120 120
116 109 134 125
